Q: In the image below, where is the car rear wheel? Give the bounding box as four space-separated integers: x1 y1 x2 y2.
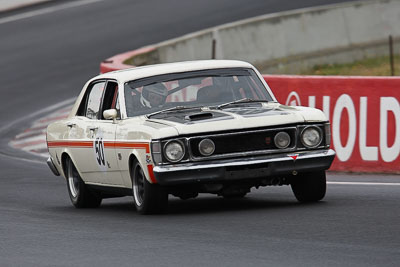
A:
290 171 326 202
131 161 168 214
66 158 102 208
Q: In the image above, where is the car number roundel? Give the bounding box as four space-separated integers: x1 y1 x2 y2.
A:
93 130 107 171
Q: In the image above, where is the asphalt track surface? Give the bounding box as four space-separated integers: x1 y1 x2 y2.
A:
0 0 399 266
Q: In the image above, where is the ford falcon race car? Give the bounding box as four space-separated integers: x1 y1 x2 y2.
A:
46 60 335 214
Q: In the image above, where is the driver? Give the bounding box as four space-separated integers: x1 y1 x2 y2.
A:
140 83 168 108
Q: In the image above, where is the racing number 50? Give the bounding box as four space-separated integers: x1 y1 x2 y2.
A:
95 137 105 166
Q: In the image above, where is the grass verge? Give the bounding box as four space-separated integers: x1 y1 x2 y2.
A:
301 55 400 76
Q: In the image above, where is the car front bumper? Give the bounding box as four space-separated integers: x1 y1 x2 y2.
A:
153 149 335 185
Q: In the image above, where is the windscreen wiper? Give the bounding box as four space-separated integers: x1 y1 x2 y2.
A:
217 98 270 109
146 106 202 118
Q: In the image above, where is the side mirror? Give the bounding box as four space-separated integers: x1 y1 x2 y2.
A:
103 109 118 123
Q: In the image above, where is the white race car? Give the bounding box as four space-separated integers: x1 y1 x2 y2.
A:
46 60 335 214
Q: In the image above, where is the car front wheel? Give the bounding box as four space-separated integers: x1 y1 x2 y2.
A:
290 171 326 202
66 157 102 208
131 161 168 214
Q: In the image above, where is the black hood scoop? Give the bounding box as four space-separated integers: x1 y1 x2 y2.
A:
185 112 213 121
148 109 232 124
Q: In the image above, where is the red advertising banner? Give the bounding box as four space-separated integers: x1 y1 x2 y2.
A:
263 75 400 173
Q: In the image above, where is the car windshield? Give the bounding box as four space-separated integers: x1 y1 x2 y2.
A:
124 68 274 117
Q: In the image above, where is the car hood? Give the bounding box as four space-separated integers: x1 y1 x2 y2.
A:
145 103 327 136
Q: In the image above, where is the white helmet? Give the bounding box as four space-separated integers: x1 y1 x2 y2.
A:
140 83 168 108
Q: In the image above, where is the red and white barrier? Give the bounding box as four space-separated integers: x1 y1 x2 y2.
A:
264 75 400 173
100 46 155 74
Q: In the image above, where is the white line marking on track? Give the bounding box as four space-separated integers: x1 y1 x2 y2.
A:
15 130 46 140
328 182 400 186
11 134 46 146
1 98 74 163
8 105 71 157
0 0 106 24
0 151 46 165
0 97 75 134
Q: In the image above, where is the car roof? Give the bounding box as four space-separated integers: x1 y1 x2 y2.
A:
93 60 255 83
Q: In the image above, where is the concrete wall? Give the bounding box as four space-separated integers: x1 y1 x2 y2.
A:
157 31 213 63
126 0 400 74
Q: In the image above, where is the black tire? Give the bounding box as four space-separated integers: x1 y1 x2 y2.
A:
290 171 326 202
131 161 168 214
66 158 102 208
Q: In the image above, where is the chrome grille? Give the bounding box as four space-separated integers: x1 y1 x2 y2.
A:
189 127 297 160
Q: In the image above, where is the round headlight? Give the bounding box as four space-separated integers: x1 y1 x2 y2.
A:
164 140 185 162
274 132 291 149
301 127 322 148
198 139 215 156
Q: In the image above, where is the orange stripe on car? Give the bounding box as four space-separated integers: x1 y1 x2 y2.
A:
105 142 150 153
146 164 157 183
47 141 92 148
48 140 150 152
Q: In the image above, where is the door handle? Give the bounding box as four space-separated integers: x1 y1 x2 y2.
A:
67 123 76 128
89 126 98 131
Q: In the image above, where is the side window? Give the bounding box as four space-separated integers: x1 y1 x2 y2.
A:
114 95 121 119
100 81 119 120
86 82 105 119
115 95 120 111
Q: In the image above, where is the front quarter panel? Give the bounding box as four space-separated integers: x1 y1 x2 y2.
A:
116 117 178 188
280 105 328 122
